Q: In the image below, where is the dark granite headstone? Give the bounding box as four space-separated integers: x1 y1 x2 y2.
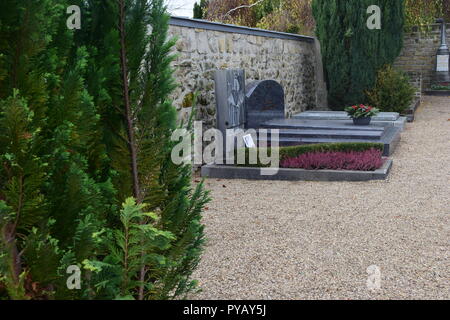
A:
245 80 285 129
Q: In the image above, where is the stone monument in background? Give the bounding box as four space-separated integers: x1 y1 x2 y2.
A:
434 18 450 85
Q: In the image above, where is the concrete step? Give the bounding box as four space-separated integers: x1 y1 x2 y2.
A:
258 137 380 146
256 126 402 157
288 112 407 130
266 129 383 140
292 111 400 121
262 119 386 131
425 90 450 96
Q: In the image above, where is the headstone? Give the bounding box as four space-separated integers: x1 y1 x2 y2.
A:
214 69 246 136
245 80 285 129
214 69 246 162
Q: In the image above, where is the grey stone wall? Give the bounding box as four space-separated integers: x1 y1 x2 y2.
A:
394 23 450 90
168 18 328 129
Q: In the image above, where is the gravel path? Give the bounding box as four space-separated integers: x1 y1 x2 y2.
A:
192 96 449 300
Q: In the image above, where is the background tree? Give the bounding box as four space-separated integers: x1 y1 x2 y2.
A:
202 0 448 35
203 0 315 35
405 0 450 28
205 0 258 26
193 0 209 19
256 0 315 35
312 0 405 109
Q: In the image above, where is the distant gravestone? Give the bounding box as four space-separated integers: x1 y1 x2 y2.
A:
434 18 450 84
214 69 246 136
245 80 285 129
436 18 449 72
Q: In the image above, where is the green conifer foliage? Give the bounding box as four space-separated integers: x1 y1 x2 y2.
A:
312 0 405 109
42 45 115 249
0 0 62 125
0 92 48 299
82 198 175 300
194 0 208 19
125 0 210 299
0 0 115 299
72 0 132 204
77 0 210 300
1 0 210 300
0 0 66 299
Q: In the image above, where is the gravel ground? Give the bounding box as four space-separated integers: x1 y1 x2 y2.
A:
191 96 450 300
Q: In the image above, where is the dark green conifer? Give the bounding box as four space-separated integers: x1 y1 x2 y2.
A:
0 0 114 299
77 0 210 300
1 0 209 300
194 0 208 19
312 0 405 109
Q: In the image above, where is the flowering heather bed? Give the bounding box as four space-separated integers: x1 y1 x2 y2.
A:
280 148 384 171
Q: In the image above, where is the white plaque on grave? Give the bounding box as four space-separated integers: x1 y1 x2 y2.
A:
436 55 450 72
243 134 256 148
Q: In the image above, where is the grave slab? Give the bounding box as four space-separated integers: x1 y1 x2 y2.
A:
292 111 400 121
262 119 386 131
268 129 384 140
259 119 401 156
291 111 407 130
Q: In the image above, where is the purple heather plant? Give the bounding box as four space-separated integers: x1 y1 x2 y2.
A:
280 148 384 171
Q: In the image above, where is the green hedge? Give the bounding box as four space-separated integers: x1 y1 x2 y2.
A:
431 85 450 91
234 142 384 167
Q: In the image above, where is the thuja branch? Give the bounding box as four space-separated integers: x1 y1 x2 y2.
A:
118 0 140 202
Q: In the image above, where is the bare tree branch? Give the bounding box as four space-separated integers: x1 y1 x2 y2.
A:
223 0 264 18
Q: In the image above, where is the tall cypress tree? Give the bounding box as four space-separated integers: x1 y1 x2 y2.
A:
1 0 209 300
76 0 210 300
312 0 405 109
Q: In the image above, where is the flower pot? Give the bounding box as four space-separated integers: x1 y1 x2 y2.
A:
353 117 372 126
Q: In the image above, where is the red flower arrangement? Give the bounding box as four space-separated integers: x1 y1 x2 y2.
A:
345 104 380 119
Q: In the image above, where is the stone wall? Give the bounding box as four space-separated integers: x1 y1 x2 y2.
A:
168 17 327 129
394 23 450 90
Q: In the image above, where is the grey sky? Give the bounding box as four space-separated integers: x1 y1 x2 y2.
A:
166 0 197 18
